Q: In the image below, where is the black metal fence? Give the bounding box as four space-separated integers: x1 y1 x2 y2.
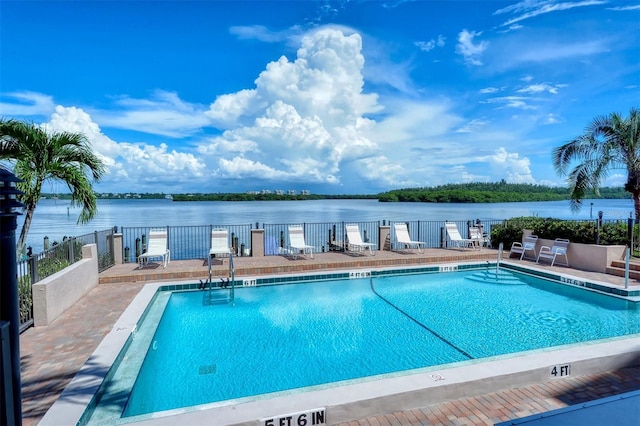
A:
120 224 253 262
17 229 115 332
262 221 381 254
119 220 505 261
260 219 504 254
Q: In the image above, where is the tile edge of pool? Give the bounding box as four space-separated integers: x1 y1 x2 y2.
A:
103 336 640 426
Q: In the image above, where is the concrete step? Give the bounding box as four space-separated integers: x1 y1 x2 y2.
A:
610 259 640 271
606 264 640 279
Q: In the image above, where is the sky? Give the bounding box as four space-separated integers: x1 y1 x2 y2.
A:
1 0 639 195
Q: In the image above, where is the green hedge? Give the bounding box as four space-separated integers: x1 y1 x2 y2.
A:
490 217 635 248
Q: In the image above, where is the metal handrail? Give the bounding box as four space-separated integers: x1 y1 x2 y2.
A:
229 252 235 305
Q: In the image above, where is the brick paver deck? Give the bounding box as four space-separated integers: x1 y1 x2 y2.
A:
19 249 640 425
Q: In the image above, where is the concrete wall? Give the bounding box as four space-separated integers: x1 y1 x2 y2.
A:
516 230 625 273
32 244 100 327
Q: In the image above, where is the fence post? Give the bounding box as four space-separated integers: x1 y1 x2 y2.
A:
68 238 75 264
28 255 38 285
135 237 141 259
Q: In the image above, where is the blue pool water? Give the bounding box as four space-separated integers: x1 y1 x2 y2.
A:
117 268 639 418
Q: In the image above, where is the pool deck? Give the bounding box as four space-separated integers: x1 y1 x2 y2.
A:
20 248 640 425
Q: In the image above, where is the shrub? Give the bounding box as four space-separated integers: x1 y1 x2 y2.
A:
490 217 634 248
18 275 33 323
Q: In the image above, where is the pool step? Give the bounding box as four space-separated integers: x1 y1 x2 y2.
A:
202 291 232 306
606 259 640 280
465 269 523 285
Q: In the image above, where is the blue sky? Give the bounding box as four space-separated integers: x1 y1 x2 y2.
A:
1 0 639 195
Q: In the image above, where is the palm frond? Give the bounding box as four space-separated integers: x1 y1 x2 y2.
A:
556 107 640 218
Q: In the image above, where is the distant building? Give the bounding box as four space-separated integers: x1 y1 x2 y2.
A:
301 190 310 195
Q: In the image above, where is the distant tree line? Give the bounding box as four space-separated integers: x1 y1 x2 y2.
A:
172 193 377 201
377 181 627 203
40 182 627 203
41 192 169 200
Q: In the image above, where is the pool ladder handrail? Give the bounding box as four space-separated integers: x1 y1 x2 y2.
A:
206 252 236 305
229 252 236 305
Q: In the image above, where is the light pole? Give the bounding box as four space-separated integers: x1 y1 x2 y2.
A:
0 168 24 425
590 202 593 219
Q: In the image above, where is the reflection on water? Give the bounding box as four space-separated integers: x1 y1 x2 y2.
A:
19 198 633 252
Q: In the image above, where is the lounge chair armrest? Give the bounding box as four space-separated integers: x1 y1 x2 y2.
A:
510 242 524 252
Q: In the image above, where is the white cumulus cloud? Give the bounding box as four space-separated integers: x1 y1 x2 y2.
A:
43 106 206 191
487 147 535 183
203 27 381 185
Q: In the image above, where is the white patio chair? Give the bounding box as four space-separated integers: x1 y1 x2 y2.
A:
469 226 491 248
287 225 315 259
510 234 538 261
537 238 570 266
138 228 170 268
445 222 479 250
393 223 426 253
209 228 232 264
345 224 376 256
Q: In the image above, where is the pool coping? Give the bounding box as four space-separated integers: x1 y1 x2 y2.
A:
38 262 640 426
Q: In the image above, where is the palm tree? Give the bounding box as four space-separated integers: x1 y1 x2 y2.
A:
0 119 105 254
554 107 640 219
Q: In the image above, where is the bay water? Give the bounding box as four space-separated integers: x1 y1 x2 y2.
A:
18 198 634 253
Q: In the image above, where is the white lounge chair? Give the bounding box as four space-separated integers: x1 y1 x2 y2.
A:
393 223 426 253
469 226 491 248
209 229 231 264
138 228 170 268
510 234 538 260
287 225 315 259
537 238 570 266
445 222 479 250
345 224 376 256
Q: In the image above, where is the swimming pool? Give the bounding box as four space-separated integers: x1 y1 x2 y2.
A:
79 264 640 425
